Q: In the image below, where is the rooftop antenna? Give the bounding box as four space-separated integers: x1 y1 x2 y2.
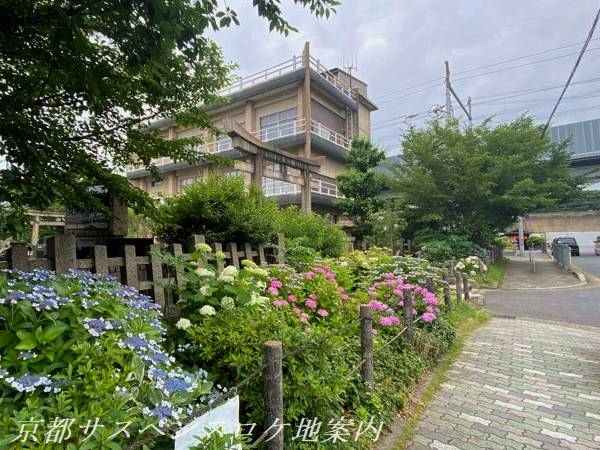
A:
343 54 358 91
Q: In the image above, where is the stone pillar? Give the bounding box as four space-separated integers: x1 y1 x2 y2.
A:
244 101 256 133
518 216 525 256
252 150 264 192
302 42 312 158
31 215 40 246
301 170 312 213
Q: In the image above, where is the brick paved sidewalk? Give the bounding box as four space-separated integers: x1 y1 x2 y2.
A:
407 319 600 450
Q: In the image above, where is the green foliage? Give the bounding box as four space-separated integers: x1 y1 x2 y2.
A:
0 0 339 232
391 117 583 246
275 207 347 257
418 234 478 263
526 233 545 249
0 270 211 449
367 198 407 249
337 138 388 240
154 175 279 244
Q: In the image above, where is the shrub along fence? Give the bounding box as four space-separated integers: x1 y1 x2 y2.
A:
6 233 284 313
231 275 472 450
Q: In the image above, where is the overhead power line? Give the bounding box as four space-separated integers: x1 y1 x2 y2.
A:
541 7 600 134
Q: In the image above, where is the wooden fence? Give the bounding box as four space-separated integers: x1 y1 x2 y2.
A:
6 234 284 312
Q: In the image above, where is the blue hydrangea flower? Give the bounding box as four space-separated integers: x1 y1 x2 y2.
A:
4 373 60 393
154 371 196 396
82 318 114 337
118 334 160 354
143 401 182 428
142 350 174 367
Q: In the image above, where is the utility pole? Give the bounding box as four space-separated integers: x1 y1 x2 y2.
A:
467 96 472 128
444 61 472 125
444 61 454 120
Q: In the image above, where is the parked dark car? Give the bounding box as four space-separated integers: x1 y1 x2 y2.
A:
552 237 580 256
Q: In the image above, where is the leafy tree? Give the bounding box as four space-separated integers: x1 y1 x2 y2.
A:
0 0 339 231
390 116 583 246
336 137 387 240
154 175 279 244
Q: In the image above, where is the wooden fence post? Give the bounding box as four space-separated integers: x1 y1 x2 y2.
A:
463 274 470 301
403 291 414 340
455 272 463 302
264 341 284 450
150 244 166 311
123 245 139 289
257 244 266 266
276 233 286 265
425 276 435 293
93 245 109 275
52 233 76 273
9 243 29 271
213 242 225 275
443 275 452 310
229 242 240 268
359 305 374 388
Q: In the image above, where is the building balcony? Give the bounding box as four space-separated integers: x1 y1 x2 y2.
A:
262 176 343 207
252 118 351 160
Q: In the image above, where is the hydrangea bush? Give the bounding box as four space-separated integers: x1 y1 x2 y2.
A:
0 269 213 449
454 255 488 276
366 273 440 327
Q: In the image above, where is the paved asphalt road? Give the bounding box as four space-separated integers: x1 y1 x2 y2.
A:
573 255 600 277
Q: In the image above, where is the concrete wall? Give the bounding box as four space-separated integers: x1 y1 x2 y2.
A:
524 212 600 255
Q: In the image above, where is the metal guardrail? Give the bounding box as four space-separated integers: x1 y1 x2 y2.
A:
552 243 572 272
308 56 355 100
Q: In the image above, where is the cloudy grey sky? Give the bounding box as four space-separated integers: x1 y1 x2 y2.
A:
213 1 600 154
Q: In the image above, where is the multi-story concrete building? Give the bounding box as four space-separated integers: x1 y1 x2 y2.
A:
126 43 377 215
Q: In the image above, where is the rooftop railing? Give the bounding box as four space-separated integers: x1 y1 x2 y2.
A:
218 55 356 101
218 56 303 97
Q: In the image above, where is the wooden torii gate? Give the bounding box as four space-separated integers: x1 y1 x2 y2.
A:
226 125 321 213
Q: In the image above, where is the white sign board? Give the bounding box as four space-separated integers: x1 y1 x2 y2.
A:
174 396 240 450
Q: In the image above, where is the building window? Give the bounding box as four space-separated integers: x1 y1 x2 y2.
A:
259 108 298 141
178 176 198 191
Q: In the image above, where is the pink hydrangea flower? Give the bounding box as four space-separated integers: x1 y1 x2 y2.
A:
367 300 388 312
270 279 283 289
304 272 315 280
379 316 401 327
272 299 288 308
317 308 329 317
299 313 310 323
287 294 297 303
267 286 279 296
421 312 436 322
305 299 317 310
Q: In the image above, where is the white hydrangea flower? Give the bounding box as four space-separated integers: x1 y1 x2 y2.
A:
196 267 214 278
195 243 212 253
199 305 216 316
200 286 210 296
221 297 235 310
176 318 192 330
220 265 238 279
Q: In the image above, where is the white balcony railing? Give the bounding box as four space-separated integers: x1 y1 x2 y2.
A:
309 120 350 150
262 177 342 199
252 118 350 152
253 119 306 142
